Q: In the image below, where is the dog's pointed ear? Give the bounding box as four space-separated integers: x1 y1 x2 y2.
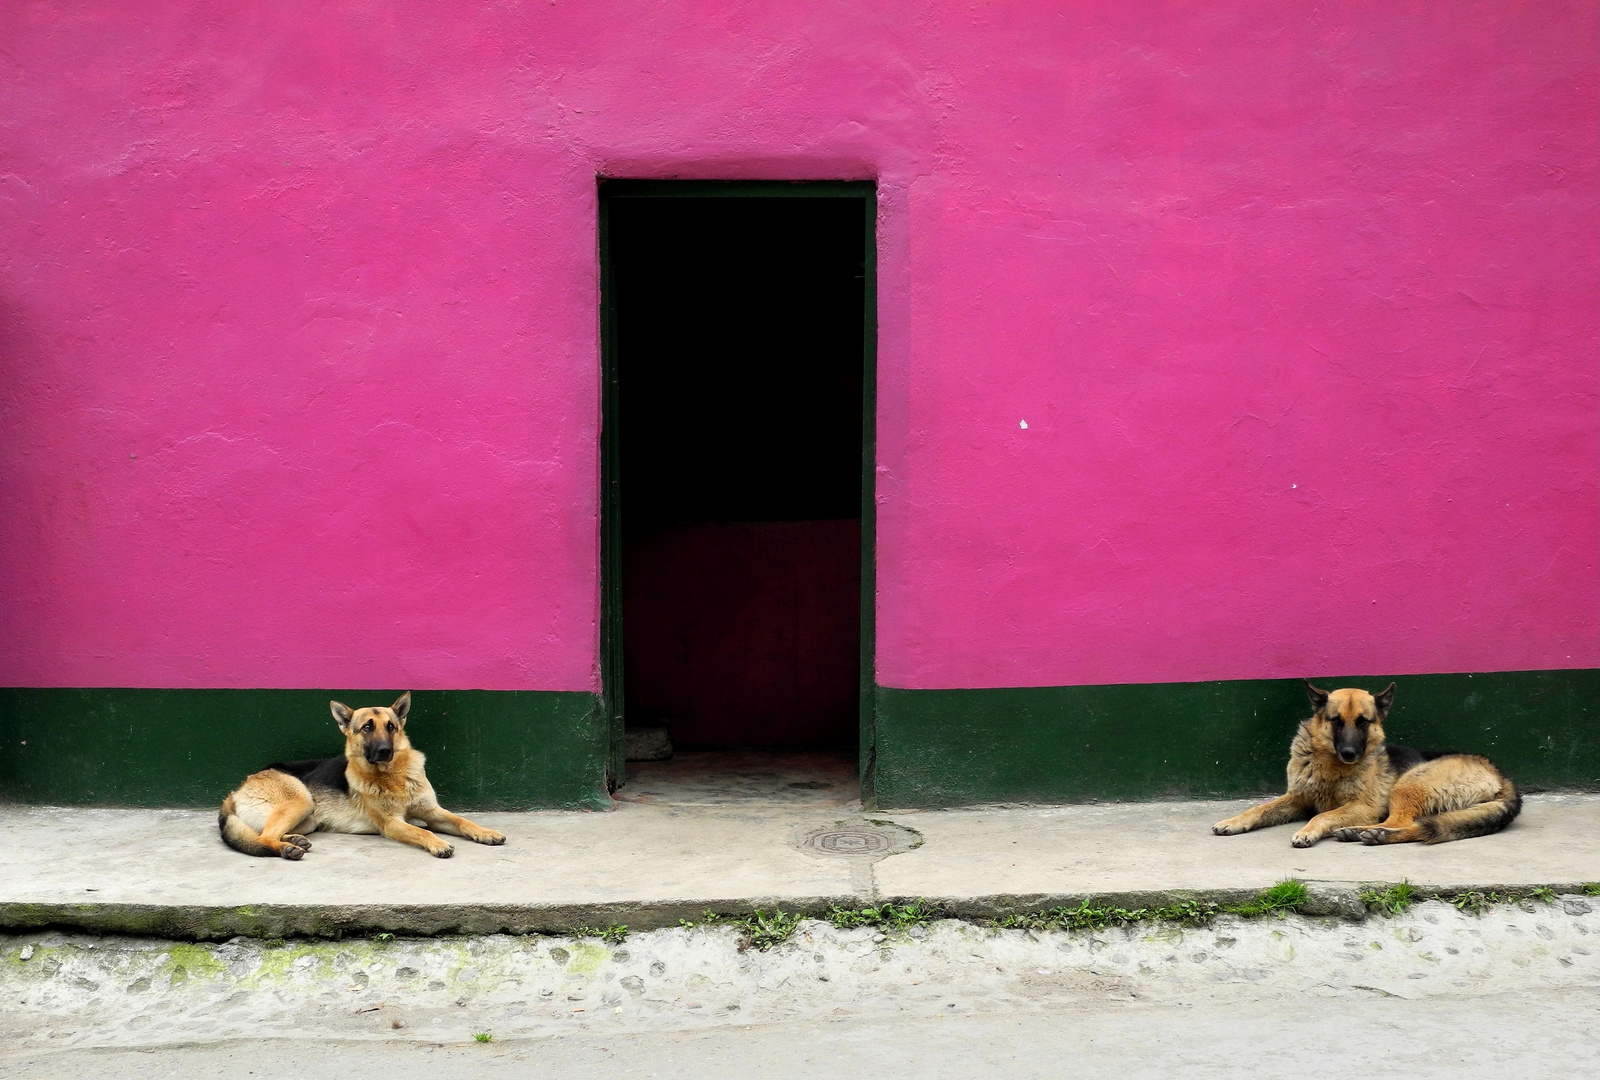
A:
1374 682 1395 716
391 691 411 726
1304 680 1330 711
331 700 354 730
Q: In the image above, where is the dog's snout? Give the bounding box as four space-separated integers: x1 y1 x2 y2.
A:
1331 718 1368 764
366 743 394 764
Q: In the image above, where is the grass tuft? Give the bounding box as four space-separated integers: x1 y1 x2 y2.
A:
473 1031 493 1043
993 897 1211 932
574 924 629 945
991 899 1171 933
1360 881 1418 917
1230 878 1310 918
825 900 943 932
678 909 803 951
735 909 803 951
1448 889 1501 915
1583 883 1600 897
990 880 1306 933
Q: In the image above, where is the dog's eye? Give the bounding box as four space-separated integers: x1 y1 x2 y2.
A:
1357 718 1370 727
387 722 396 733
362 721 374 732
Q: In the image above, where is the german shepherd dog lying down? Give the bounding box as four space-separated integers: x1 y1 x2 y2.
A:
218 692 506 859
1212 681 1520 848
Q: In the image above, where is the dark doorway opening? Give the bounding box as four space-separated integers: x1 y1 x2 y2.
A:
600 183 874 782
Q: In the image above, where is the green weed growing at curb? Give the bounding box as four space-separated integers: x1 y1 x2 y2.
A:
1583 883 1600 896
991 879 1307 932
1230 879 1309 918
677 910 726 930
1449 889 1501 915
1444 885 1574 915
473 1031 494 1043
1360 881 1417 916
1352 882 1582 918
991 898 1212 932
678 909 803 951
735 910 803 951
825 900 943 931
572 924 629 945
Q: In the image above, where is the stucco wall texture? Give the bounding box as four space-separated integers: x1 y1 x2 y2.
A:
1 2 1595 694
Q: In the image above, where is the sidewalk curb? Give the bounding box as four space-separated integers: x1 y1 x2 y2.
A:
5 881 1591 941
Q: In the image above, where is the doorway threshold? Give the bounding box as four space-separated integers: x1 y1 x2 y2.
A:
614 749 859 808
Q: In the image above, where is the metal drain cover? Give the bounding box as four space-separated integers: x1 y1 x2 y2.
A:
793 821 921 859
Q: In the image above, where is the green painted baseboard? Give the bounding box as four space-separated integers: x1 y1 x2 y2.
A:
0 688 609 811
873 669 1600 809
6 670 1596 810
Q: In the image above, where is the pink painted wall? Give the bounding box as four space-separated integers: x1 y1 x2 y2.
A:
1 2 1594 693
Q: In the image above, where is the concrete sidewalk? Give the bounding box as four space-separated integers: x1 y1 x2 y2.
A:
2 753 1596 939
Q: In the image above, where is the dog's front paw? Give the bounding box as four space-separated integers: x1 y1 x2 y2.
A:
278 842 306 861
473 829 506 846
1330 827 1365 842
283 834 313 852
1359 828 1395 846
430 843 455 859
1290 830 1319 848
1212 819 1247 835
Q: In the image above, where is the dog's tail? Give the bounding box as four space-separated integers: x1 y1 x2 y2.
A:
1418 777 1522 844
218 795 279 857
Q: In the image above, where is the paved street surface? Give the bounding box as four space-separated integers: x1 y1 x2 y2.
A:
4 898 1598 1078
7 997 1597 1080
3 754 1597 938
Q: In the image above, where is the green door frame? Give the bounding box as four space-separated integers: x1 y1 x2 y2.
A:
596 179 879 797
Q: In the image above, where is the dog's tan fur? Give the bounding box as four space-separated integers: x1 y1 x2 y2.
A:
218 692 506 859
1212 681 1520 847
